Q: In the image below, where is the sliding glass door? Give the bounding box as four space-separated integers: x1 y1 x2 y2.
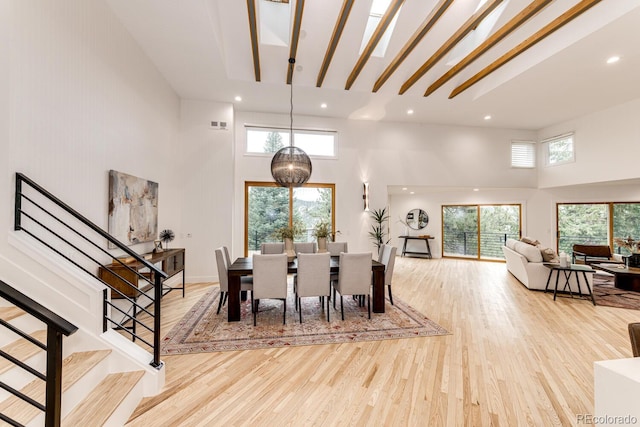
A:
442 204 521 260
245 182 335 256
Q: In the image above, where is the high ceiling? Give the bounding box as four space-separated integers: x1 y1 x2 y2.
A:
106 0 640 130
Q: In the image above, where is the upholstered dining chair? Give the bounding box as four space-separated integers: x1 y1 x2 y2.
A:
333 252 372 320
215 248 253 315
630 323 640 357
261 242 285 254
327 241 348 256
379 244 397 305
252 253 288 326
294 252 331 323
294 242 316 255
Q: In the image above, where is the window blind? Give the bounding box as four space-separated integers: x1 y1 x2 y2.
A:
511 141 536 168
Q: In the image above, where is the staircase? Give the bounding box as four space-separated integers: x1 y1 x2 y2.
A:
0 306 145 426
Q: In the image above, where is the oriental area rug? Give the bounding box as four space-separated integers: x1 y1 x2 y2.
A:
161 286 448 354
593 273 640 310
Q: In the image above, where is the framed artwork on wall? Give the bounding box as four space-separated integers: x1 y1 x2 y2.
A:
108 170 158 248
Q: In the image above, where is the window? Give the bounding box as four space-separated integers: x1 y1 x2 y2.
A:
442 204 521 260
544 133 574 166
246 126 336 157
360 0 401 57
245 182 335 256
511 141 536 168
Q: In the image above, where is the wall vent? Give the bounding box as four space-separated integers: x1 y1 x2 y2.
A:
210 121 228 130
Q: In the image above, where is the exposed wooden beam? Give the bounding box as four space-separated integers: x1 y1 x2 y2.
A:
345 0 405 90
246 0 261 82
425 0 552 97
449 0 604 98
398 0 503 95
316 0 356 88
372 0 454 93
286 0 306 84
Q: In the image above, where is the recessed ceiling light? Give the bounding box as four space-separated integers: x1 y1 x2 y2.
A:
410 191 415 195
234 96 242 102
402 187 407 191
607 56 620 64
320 103 327 109
484 115 492 120
407 109 414 115
473 188 480 192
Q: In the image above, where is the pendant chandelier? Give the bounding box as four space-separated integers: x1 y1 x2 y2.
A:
270 58 312 187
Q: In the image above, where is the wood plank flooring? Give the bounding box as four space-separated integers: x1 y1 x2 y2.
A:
125 258 638 426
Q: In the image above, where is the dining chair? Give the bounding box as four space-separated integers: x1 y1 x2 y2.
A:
379 244 397 305
333 252 372 320
327 241 348 256
215 247 253 315
630 323 640 357
261 242 285 254
294 252 331 323
294 242 316 255
252 253 288 326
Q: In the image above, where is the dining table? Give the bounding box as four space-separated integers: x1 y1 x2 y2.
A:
226 255 386 322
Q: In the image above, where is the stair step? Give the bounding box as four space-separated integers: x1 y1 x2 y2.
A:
0 349 111 425
62 370 145 427
0 329 47 375
0 306 25 322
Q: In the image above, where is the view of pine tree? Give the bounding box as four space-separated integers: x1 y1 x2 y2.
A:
480 205 520 258
557 204 608 254
247 186 289 250
613 203 640 254
263 131 285 153
443 206 478 257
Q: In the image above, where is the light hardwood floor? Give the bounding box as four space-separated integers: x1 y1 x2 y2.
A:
125 258 638 426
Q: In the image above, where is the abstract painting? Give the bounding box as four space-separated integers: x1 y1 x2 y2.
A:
108 170 158 247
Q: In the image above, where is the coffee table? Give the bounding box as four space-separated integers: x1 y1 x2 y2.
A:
592 263 640 292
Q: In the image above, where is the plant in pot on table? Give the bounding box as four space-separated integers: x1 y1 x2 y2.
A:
272 222 304 261
313 220 332 253
614 236 640 267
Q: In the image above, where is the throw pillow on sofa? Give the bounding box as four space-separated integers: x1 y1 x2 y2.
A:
513 241 544 262
520 236 540 246
539 247 559 263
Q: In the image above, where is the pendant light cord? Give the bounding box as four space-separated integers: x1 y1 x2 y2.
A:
289 57 295 145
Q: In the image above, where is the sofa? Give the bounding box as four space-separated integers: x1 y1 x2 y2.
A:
502 238 593 292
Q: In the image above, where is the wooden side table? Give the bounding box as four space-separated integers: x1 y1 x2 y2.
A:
399 235 434 258
544 263 596 305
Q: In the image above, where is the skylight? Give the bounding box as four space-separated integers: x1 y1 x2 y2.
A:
259 0 291 47
359 0 401 57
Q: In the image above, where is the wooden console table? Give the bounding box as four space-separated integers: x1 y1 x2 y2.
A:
98 248 185 299
399 236 434 258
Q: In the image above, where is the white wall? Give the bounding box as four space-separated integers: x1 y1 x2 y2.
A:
234 112 537 255
1 0 180 330
538 98 640 188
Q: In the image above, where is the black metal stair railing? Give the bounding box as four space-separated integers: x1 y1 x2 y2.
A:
0 279 78 427
13 172 167 368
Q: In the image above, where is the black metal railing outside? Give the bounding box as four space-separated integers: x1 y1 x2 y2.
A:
443 231 520 259
1 279 78 427
14 173 166 368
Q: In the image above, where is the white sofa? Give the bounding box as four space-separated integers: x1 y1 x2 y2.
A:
502 238 593 292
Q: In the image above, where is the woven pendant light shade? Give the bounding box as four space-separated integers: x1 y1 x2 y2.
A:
270 146 312 187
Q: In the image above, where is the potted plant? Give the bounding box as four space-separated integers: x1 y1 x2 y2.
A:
312 220 331 253
272 222 304 259
368 207 390 254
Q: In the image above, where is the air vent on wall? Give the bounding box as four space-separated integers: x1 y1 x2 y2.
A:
210 121 228 130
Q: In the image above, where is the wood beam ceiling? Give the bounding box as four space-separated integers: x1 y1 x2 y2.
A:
345 0 405 90
424 0 553 97
246 0 261 82
286 0 306 84
372 0 454 93
449 0 605 98
399 0 504 95
317 0 356 88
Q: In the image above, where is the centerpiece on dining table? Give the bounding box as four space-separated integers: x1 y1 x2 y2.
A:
272 222 304 261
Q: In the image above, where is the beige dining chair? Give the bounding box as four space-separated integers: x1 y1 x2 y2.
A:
215 248 253 315
252 253 288 326
333 252 372 320
294 252 331 323
261 242 284 254
327 241 348 256
630 323 640 357
294 242 316 255
379 244 397 305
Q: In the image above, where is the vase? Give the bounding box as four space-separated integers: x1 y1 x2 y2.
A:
317 237 327 253
284 238 296 262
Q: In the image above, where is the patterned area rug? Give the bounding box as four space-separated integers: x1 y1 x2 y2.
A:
162 286 448 354
593 273 640 310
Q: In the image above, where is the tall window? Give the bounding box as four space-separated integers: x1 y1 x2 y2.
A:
246 127 336 157
544 132 574 166
245 182 335 255
442 204 521 260
557 202 640 255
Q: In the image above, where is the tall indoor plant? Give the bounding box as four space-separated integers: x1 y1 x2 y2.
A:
368 207 390 254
